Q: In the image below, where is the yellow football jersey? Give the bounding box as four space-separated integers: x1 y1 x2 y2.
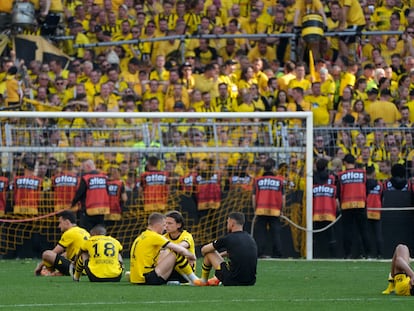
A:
58 226 90 261
164 230 195 258
129 229 169 283
81 235 123 278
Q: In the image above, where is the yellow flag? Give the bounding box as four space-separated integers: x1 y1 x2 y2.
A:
309 50 316 83
0 34 9 58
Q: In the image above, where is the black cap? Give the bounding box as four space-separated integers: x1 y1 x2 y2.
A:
8 66 17 75
225 59 237 66
367 88 379 95
364 63 375 70
129 57 140 65
380 88 391 96
343 154 356 164
173 101 185 109
342 114 355 125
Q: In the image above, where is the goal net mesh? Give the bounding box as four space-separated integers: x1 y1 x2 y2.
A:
0 112 309 257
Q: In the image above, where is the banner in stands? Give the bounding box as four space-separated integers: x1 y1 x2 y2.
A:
13 35 71 67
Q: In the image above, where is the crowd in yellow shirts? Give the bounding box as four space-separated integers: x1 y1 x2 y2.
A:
0 0 414 184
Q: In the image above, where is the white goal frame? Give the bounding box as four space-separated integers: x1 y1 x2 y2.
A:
0 111 314 259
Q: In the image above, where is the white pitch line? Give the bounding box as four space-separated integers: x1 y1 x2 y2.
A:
0 297 407 308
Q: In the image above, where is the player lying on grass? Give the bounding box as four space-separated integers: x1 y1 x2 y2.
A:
194 211 257 286
34 211 90 276
382 244 414 296
71 224 123 282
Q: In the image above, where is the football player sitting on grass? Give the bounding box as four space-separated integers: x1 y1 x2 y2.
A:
34 211 89 276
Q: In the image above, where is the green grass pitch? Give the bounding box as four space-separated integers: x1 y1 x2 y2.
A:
0 259 412 310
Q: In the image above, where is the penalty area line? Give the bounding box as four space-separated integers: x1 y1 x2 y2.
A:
0 297 401 308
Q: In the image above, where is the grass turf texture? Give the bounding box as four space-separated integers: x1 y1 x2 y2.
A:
0 259 412 310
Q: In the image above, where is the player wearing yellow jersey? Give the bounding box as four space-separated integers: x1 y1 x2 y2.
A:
34 211 90 276
164 210 196 283
129 212 199 285
72 225 123 282
382 244 414 296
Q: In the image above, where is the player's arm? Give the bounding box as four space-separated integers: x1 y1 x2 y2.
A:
201 242 215 256
339 6 349 29
178 240 190 248
52 244 65 255
166 242 196 263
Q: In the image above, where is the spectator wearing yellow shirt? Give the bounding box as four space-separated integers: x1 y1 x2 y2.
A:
183 0 204 34
305 82 332 126
195 92 219 113
277 61 297 93
247 39 276 64
142 79 165 110
371 0 395 31
218 38 240 64
254 1 273 29
218 60 239 99
153 29 182 61
66 21 90 59
193 63 220 99
237 66 257 93
249 84 267 111
140 21 157 65
235 89 256 113
180 62 196 95
205 4 224 28
194 38 219 68
224 19 248 52
365 89 401 126
289 86 311 112
287 63 311 96
164 84 190 112
154 0 178 30
105 66 129 96
119 57 141 90
241 8 268 49
382 37 404 66
149 55 170 82
93 82 121 112
5 66 20 106
326 1 341 62
251 58 269 95
338 58 358 96
126 25 144 60
213 82 238 112
337 0 366 59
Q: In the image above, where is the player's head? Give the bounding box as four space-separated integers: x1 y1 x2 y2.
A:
227 212 245 232
90 224 107 236
57 210 77 232
165 210 185 233
148 212 166 234
263 158 276 172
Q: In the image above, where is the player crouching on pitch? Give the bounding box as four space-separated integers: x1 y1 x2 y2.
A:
34 211 90 276
71 225 123 282
382 244 414 296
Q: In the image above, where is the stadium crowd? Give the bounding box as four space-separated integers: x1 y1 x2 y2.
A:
1 0 414 261
0 0 413 176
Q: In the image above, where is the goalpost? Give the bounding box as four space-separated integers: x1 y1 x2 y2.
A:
0 111 314 259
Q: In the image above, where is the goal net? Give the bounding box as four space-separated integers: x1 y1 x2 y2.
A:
0 111 313 259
